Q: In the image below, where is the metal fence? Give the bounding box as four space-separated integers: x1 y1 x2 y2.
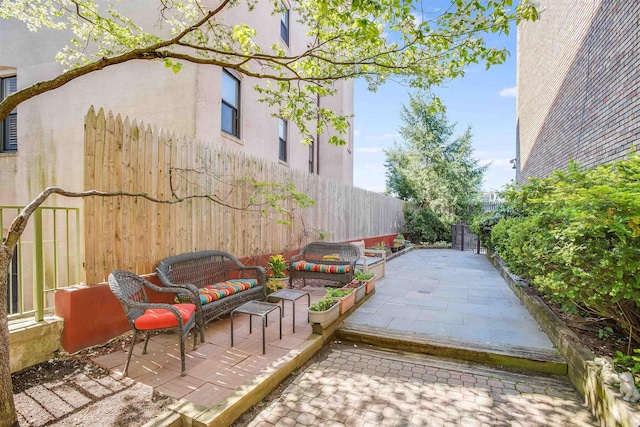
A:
2 206 82 321
451 223 485 254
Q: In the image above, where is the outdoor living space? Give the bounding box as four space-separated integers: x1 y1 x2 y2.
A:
92 286 330 408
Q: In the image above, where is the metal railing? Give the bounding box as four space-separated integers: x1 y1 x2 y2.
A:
2 206 81 321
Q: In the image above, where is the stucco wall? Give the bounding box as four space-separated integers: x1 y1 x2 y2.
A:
0 1 354 210
516 0 639 182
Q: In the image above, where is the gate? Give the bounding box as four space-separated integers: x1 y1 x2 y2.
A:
451 223 484 254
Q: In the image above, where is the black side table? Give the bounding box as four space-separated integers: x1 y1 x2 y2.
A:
269 289 311 333
230 301 282 354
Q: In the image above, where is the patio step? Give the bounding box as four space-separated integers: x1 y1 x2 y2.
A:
335 323 567 376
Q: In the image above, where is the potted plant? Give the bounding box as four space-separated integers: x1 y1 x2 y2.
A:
391 234 405 253
344 278 367 303
266 254 289 286
266 278 287 295
308 295 340 328
326 287 355 314
355 269 376 294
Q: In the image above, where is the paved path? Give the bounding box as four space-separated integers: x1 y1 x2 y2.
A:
345 249 555 350
247 345 596 427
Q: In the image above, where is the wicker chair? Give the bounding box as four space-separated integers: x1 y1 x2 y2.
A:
289 242 360 287
108 270 199 376
156 251 266 341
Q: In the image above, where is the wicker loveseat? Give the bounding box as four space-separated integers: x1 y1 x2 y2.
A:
289 242 360 287
156 251 266 339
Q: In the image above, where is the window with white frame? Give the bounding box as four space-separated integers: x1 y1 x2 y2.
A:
279 118 287 162
221 69 240 137
1 75 17 152
280 3 290 45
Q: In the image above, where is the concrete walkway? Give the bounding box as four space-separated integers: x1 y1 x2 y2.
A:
343 249 556 355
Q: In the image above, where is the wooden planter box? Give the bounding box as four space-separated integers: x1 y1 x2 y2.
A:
335 290 355 314
308 301 340 328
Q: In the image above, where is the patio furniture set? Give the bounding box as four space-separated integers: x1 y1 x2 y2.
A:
107 240 386 376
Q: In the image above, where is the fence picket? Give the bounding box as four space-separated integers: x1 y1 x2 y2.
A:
83 108 405 282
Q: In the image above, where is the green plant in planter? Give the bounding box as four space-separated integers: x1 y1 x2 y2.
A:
266 254 288 278
354 269 375 281
309 295 338 312
326 287 353 298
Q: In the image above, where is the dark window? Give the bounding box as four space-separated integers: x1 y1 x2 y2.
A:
309 138 315 174
6 247 18 314
280 5 289 45
279 119 287 162
221 70 240 137
1 76 17 152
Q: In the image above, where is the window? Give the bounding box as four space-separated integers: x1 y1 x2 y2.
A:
279 119 287 162
1 76 17 152
221 70 240 137
308 138 315 174
280 4 289 45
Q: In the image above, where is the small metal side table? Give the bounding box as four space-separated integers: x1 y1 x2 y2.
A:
268 289 310 333
230 301 282 354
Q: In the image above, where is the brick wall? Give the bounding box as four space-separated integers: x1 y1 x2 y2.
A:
516 0 640 182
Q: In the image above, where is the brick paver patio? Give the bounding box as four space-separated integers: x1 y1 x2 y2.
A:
247 345 597 427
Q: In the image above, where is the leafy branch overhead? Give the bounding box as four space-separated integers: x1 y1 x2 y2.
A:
0 0 538 145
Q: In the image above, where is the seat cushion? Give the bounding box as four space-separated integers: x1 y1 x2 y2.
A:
198 279 258 305
291 261 350 274
134 303 196 330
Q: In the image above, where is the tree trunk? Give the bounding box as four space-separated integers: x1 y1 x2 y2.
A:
0 244 18 427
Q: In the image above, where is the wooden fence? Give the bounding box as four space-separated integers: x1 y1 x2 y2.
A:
83 107 405 283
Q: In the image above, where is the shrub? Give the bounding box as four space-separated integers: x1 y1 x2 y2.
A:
491 157 640 344
470 201 519 249
404 206 449 244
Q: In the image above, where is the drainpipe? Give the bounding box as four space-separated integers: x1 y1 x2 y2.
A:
316 93 320 175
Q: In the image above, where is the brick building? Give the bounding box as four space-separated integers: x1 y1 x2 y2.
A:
516 0 639 182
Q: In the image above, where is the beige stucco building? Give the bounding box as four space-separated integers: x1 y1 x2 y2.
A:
516 0 639 183
0 2 354 209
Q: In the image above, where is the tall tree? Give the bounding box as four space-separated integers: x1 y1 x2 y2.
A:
0 1 537 424
385 93 488 225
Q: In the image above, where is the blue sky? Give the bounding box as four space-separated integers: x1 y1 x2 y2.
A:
352 20 518 194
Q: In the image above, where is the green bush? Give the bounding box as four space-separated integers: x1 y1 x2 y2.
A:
490 157 640 344
470 201 519 249
404 206 449 244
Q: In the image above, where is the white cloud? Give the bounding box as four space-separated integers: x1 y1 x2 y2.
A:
499 86 517 97
356 147 383 154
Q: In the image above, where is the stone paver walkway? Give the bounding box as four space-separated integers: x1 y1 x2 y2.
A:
247 345 597 427
345 249 555 350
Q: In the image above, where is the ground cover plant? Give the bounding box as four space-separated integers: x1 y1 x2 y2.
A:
485 156 640 387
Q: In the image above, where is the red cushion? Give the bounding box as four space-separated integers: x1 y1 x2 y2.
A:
134 304 196 330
